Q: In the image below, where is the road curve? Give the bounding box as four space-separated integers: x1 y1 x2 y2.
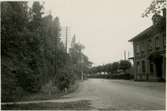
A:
63 79 165 110
2 79 165 110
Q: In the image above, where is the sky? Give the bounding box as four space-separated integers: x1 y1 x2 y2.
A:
42 0 153 66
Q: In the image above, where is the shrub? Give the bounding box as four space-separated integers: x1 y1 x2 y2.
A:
55 68 76 91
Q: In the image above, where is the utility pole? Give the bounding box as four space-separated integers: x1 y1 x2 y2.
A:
65 26 68 53
124 50 126 60
79 45 84 80
128 51 130 59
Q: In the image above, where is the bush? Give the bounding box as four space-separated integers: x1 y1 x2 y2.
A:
15 62 41 93
55 68 76 91
108 73 134 80
88 73 134 80
1 63 25 102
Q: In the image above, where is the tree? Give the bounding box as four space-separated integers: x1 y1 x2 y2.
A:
111 62 119 73
1 2 31 101
2 1 91 101
143 0 166 38
69 40 91 79
105 63 112 74
81 54 92 75
71 34 76 48
29 2 43 30
143 0 166 17
22 1 44 92
119 60 131 73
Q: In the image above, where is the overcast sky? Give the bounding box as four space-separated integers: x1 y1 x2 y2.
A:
42 0 153 66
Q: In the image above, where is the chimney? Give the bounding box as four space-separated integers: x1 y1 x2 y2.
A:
152 13 161 25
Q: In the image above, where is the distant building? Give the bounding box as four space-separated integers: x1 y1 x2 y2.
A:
129 9 166 81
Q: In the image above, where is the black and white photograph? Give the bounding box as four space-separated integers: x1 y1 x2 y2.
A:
1 0 166 110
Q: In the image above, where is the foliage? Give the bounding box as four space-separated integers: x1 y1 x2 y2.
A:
142 0 166 17
119 60 131 72
110 62 120 73
89 60 131 75
1 2 33 101
55 66 76 91
1 1 91 102
142 0 166 33
69 38 92 79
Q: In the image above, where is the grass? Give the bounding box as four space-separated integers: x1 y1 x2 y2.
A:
2 100 93 110
19 81 79 102
2 81 81 110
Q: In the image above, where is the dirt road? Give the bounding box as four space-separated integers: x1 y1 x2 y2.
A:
2 79 165 110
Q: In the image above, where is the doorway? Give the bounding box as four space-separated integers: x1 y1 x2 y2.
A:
155 58 163 79
148 53 163 80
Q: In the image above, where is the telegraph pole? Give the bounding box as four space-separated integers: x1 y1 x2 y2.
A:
65 26 68 53
124 50 126 60
80 47 83 80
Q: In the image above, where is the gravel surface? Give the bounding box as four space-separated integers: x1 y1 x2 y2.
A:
64 79 165 110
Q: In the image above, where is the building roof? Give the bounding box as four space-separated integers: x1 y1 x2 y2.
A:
128 57 134 60
129 14 166 42
128 25 156 42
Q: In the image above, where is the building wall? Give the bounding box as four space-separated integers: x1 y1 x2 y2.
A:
133 32 166 81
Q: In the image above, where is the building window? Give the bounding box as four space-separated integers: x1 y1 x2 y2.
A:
148 39 152 51
142 61 146 73
141 42 145 53
155 37 160 49
136 44 140 54
150 63 154 73
137 62 140 73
